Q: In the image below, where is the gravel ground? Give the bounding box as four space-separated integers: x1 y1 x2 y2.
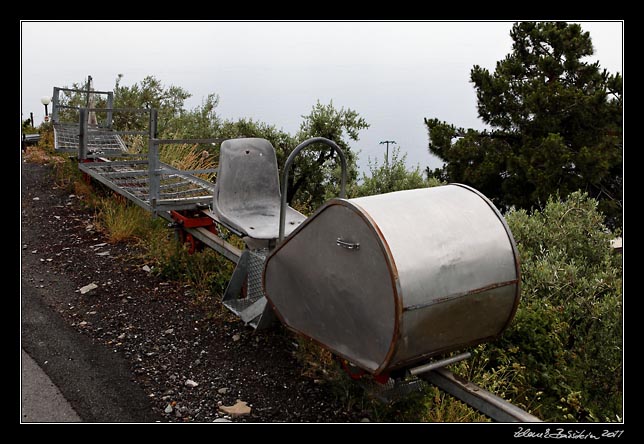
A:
21 158 367 423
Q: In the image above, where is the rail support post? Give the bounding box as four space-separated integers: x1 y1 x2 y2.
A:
78 108 88 161
106 92 114 130
148 109 160 217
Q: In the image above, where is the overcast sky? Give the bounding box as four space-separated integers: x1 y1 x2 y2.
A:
20 21 623 173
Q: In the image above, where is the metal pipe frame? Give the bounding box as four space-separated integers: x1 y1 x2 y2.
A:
278 137 347 243
409 352 472 376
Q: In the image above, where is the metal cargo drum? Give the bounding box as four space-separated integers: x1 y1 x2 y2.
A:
263 184 520 374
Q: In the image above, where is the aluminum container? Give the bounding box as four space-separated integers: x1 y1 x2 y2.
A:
263 184 520 374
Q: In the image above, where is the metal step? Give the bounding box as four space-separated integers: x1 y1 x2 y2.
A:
221 248 275 330
222 295 275 329
222 295 263 318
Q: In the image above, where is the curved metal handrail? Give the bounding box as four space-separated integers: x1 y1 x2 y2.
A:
278 137 347 243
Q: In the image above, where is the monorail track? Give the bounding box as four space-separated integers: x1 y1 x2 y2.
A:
47 82 541 422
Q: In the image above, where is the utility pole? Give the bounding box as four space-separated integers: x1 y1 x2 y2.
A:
379 140 396 165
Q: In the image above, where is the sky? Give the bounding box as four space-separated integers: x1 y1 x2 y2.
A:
20 21 623 174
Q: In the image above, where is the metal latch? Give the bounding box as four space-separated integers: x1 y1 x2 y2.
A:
336 238 360 250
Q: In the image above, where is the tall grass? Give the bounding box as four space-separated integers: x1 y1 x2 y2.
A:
160 143 218 181
96 197 153 243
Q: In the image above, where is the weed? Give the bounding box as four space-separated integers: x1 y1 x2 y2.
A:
96 197 151 243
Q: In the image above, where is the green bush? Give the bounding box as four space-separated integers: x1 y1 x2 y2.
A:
352 147 443 197
491 191 623 421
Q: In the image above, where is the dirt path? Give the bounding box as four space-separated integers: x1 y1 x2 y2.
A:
20 159 364 423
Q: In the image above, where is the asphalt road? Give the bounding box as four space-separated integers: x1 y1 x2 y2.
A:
21 348 81 422
21 274 158 423
20 161 158 423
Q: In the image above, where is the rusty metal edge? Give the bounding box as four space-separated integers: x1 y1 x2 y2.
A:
262 198 401 375
403 279 520 312
386 335 499 372
344 199 403 375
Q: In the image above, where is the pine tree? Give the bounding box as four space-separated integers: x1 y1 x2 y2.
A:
425 22 622 227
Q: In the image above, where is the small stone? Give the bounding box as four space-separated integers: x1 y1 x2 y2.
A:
232 334 241 342
32 197 40 201
46 258 53 262
164 404 173 414
164 328 174 335
218 400 251 418
23 245 27 249
185 379 198 388
79 321 88 326
31 250 37 254
80 283 98 294
92 242 107 248
96 251 110 256
360 418 370 423
54 215 60 220
69 194 76 199
217 387 230 395
142 265 152 273
87 311 97 315
117 332 126 340
213 418 232 423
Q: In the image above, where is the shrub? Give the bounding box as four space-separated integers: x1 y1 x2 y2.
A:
352 147 442 197
493 191 623 421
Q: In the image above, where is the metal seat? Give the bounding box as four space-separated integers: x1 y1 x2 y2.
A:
213 138 306 240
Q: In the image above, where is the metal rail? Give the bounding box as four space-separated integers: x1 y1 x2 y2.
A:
417 368 542 422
